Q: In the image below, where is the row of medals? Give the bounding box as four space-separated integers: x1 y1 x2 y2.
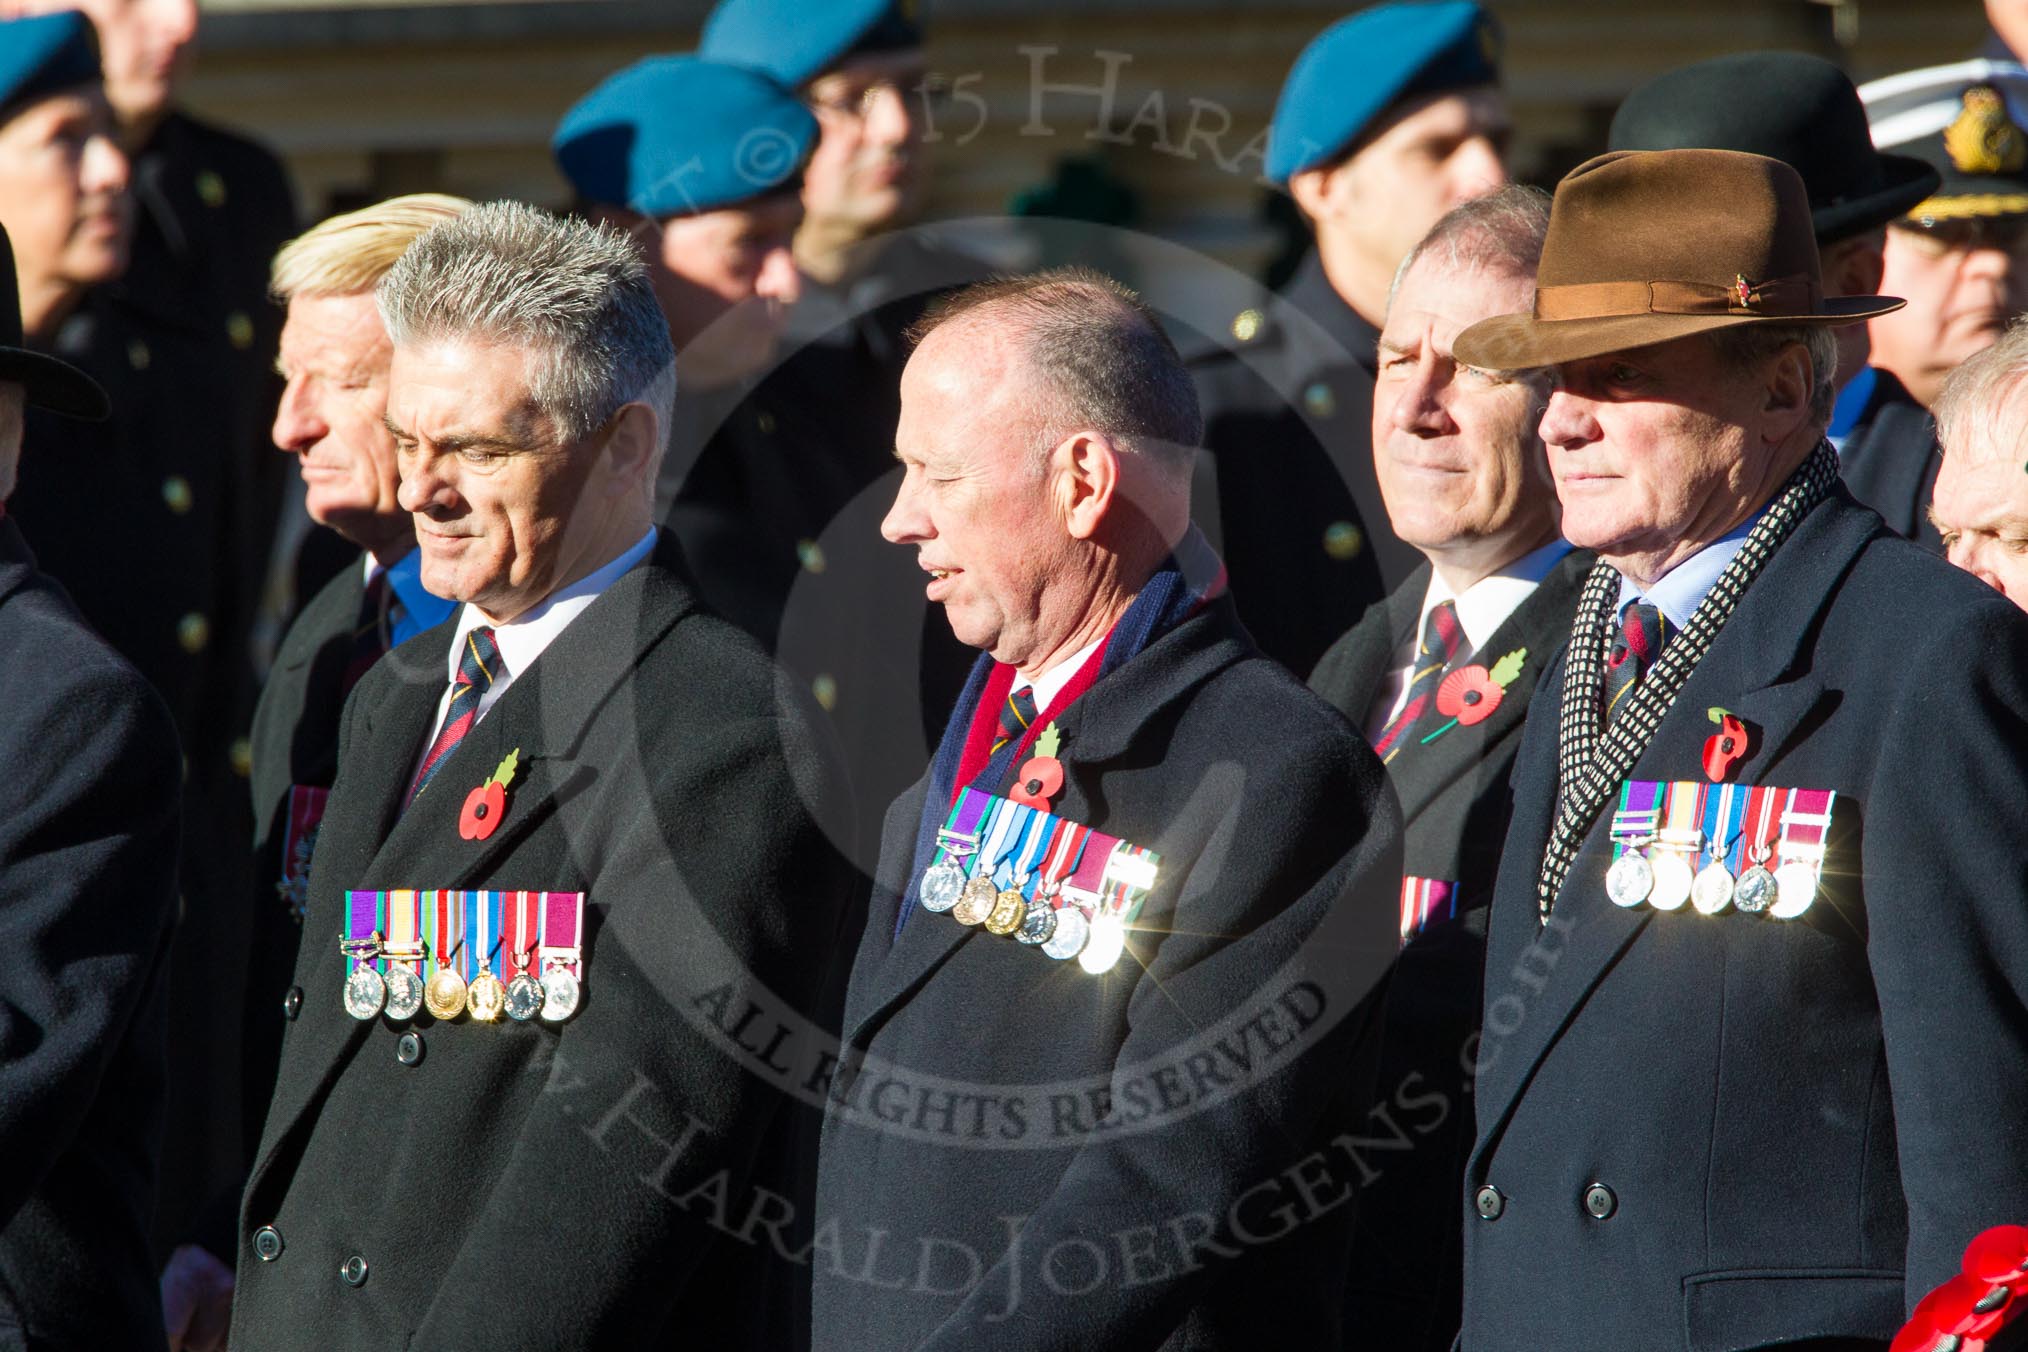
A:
919 849 1094 962
340 938 581 1024
1604 833 1817 920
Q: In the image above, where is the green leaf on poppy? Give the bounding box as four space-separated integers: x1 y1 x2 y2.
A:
490 747 521 788
1706 707 1731 725
1488 648 1528 688
1036 724 1062 759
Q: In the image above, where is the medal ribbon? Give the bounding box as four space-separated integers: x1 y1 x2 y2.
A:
344 890 383 973
973 797 1028 889
1009 810 1058 896
1777 787 1835 874
1742 783 1783 871
1608 779 1664 860
502 890 537 980
932 789 992 870
1702 781 1744 868
540 890 585 979
429 889 465 980
990 807 1042 890
1659 780 1705 854
1062 829 1120 916
386 890 422 965
466 890 495 983
1102 843 1161 921
1397 876 1460 945
1038 819 1093 907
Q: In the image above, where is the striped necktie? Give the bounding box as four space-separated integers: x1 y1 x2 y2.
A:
406 625 505 807
1374 600 1464 764
991 684 1038 756
1604 602 1668 727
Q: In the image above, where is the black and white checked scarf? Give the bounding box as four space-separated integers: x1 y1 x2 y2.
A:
1535 440 1840 923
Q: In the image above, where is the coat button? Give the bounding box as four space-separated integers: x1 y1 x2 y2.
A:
281 987 302 1021
340 1254 368 1287
1474 1185 1504 1220
1584 1183 1617 1220
396 1031 424 1066
177 612 211 654
252 1225 283 1261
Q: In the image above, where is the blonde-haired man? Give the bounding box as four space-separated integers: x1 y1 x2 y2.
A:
159 192 469 1352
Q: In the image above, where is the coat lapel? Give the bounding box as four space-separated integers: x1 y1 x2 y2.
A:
1471 495 1877 1142
1386 550 1592 825
842 602 1254 1046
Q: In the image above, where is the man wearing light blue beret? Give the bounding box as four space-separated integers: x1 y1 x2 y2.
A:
1192 0 1511 677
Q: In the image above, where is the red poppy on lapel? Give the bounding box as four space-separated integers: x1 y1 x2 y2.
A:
1702 710 1753 783
1009 756 1064 809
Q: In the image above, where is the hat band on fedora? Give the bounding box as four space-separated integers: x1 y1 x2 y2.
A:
1534 273 1819 321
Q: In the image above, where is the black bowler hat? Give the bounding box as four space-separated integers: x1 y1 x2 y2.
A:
1609 52 1940 244
0 225 108 420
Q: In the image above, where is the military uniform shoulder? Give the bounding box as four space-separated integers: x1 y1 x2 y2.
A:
1180 297 1289 367
159 110 292 188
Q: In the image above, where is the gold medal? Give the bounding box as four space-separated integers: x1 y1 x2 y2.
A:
983 888 1028 935
424 965 467 1020
466 970 506 1022
952 875 997 926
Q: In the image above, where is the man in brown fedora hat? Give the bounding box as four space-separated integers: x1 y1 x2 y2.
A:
1451 148 2028 1351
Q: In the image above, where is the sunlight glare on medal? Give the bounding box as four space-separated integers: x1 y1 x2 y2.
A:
1079 912 1128 974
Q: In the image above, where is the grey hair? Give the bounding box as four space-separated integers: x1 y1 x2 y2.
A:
377 200 676 444
1705 323 1840 428
1388 183 1552 313
1935 314 2028 459
907 267 1203 474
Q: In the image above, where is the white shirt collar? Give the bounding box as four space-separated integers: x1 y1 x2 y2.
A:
443 528 657 698
1014 636 1105 711
1416 537 1574 659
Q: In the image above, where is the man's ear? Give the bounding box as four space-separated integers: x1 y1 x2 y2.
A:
1822 233 1886 300
1056 430 1120 541
1762 342 1813 438
1287 162 1347 226
602 400 660 496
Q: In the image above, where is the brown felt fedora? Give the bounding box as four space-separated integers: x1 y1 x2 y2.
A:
1452 148 1905 370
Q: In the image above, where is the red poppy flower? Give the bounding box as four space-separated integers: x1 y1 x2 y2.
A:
1966 1224 2028 1285
459 781 506 841
1009 756 1064 808
1702 713 1750 783
1436 666 1503 726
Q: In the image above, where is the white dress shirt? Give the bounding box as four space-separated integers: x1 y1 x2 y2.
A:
1015 637 1104 712
417 529 657 765
1366 538 1574 740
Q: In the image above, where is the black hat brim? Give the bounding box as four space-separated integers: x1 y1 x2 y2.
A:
1814 151 1943 242
0 347 108 421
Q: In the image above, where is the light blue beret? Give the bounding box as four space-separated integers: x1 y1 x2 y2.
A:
552 55 818 218
0 11 100 122
700 0 923 89
1266 1 1501 186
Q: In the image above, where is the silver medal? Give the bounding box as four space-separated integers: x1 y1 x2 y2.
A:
540 966 581 1022
1605 852 1654 908
1016 899 1058 946
1648 854 1694 912
505 973 545 1021
1041 905 1089 960
343 966 387 1020
1690 863 1735 916
1770 862 1818 920
383 963 425 1021
920 859 967 913
1733 865 1778 914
